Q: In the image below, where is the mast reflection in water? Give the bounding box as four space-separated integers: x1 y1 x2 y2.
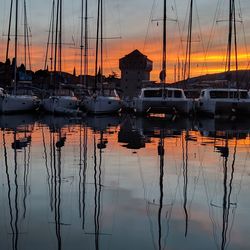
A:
0 114 249 250
2 120 33 250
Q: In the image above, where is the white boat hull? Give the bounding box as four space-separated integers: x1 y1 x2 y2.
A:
42 96 80 115
0 95 39 114
82 96 121 114
197 99 250 116
133 98 193 114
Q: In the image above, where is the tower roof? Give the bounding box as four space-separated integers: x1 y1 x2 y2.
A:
119 49 153 71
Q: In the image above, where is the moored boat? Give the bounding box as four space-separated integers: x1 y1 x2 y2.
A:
0 88 39 114
82 89 121 114
42 89 80 115
196 88 250 117
132 87 192 115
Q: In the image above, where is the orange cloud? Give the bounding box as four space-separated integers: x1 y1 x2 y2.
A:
1 34 249 84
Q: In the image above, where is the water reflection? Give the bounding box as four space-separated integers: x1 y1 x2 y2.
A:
210 133 238 250
0 114 249 250
78 122 88 230
2 120 33 250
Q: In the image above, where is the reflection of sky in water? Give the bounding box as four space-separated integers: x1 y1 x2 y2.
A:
0 115 249 250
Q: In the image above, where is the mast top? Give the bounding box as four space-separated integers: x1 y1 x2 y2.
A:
160 0 167 84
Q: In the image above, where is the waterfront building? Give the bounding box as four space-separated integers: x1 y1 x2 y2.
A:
119 49 153 98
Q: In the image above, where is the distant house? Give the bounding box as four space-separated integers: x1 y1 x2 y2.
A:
119 49 153 98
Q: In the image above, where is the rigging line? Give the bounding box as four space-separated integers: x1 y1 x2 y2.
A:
115 0 122 59
237 1 250 83
203 0 221 74
146 201 157 250
173 0 185 64
23 0 32 77
180 0 191 48
198 136 220 247
239 0 249 61
44 0 54 70
143 0 156 53
235 138 250 200
137 152 147 201
6 0 13 61
194 0 208 77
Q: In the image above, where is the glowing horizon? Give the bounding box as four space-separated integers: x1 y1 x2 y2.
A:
0 0 250 83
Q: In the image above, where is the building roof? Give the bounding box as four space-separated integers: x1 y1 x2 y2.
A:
119 49 153 71
121 49 152 61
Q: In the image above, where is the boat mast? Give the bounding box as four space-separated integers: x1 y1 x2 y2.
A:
24 0 27 71
14 0 19 95
23 0 31 73
226 0 238 90
59 0 62 76
54 0 60 86
100 0 103 92
84 0 89 88
80 0 84 85
233 0 238 75
94 0 101 90
80 0 88 87
44 0 55 73
160 0 167 90
184 0 193 82
51 0 55 74
6 0 14 61
226 0 233 74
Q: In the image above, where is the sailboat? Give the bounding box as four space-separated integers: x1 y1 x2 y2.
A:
132 0 192 115
81 0 121 114
42 0 80 115
0 0 40 114
196 0 250 117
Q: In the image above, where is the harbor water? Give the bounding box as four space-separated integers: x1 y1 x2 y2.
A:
0 114 249 250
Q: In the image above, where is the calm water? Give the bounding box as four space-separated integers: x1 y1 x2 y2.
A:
0 114 250 250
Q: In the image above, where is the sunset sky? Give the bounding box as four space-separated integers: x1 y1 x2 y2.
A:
1 0 250 82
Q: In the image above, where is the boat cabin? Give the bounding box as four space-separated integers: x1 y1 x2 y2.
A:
199 89 250 100
140 88 186 99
